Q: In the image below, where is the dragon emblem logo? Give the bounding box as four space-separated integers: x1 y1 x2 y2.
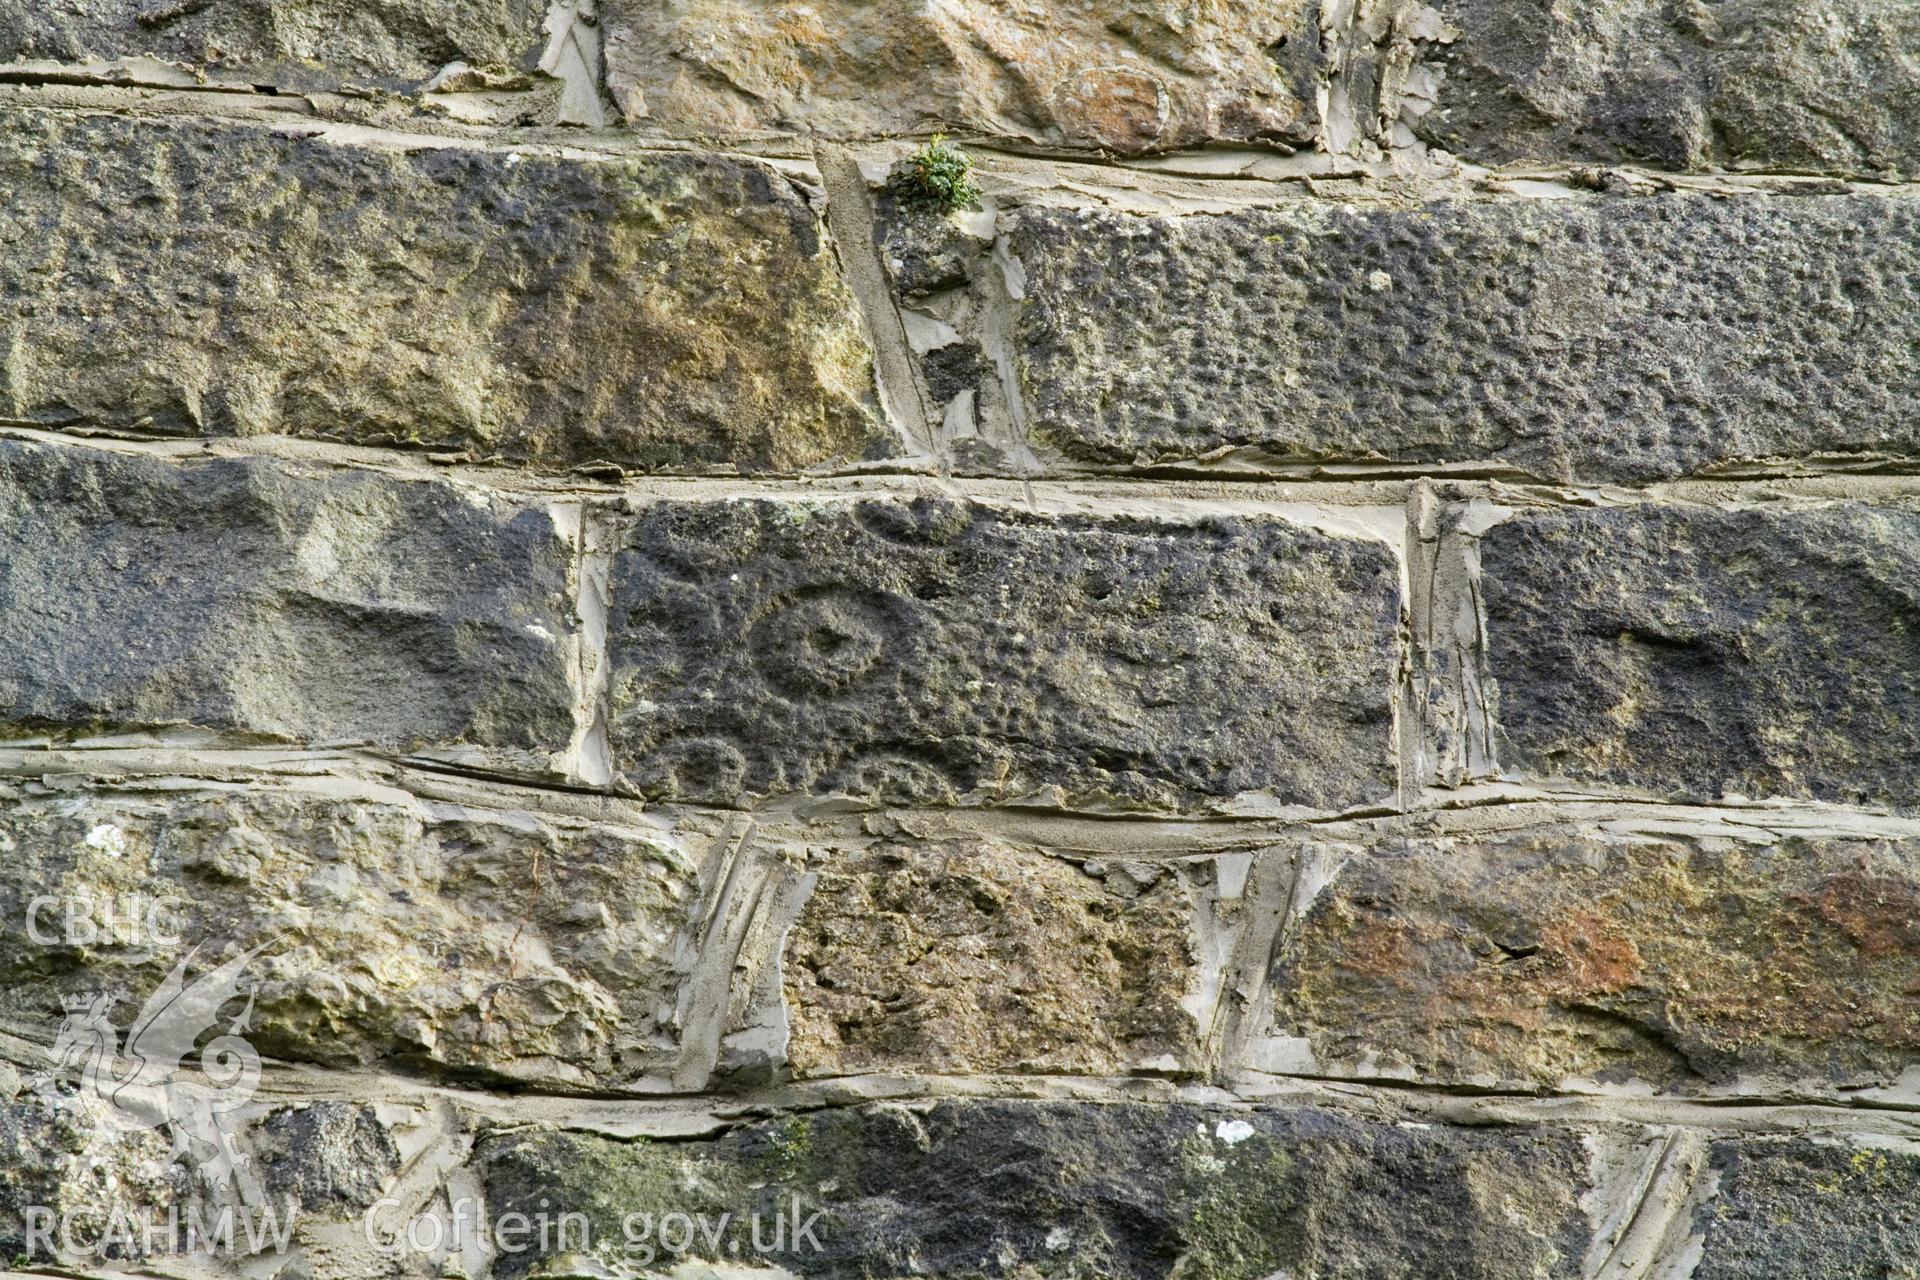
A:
44 939 278 1203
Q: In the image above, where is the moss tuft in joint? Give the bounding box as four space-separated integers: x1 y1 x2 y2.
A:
897 135 982 213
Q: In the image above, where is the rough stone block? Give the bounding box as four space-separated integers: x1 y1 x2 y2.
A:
1422 0 1920 176
9 1083 1908 1280
0 107 883 472
603 0 1321 155
1270 829 1920 1092
0 1092 418 1269
1696 1139 1920 1278
1478 502 1920 807
606 494 1401 812
1009 195 1920 483
784 839 1254 1078
255 1103 403 1215
0 0 545 90
0 1097 183 1265
0 785 702 1087
0 439 575 758
478 1100 1596 1279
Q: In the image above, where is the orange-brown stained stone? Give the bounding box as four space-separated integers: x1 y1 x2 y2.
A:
1271 832 1920 1090
603 0 1320 155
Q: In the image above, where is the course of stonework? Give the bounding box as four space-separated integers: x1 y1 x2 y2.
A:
0 2 1918 1277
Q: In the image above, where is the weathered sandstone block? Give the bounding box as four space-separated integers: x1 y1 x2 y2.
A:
603 0 1321 155
1422 0 1920 176
1007 195 1920 483
0 0 543 89
0 107 882 472
606 495 1401 811
1271 830 1920 1091
479 1100 1596 1279
0 440 575 758
1479 502 1920 806
0 786 700 1086
785 840 1231 1077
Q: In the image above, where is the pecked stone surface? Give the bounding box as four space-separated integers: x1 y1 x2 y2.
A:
602 0 1322 155
784 838 1201 1077
1270 830 1920 1092
478 1099 1598 1279
0 106 883 473
605 495 1401 812
0 440 575 759
0 0 544 90
1421 0 1920 176
0 785 702 1086
1007 194 1920 484
1479 502 1920 808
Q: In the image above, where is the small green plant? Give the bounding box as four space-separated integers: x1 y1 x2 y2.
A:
899 134 981 213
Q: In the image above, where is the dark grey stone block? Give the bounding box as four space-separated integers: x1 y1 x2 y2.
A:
0 0 544 90
478 1100 1596 1279
1010 195 1920 483
607 495 1400 811
1480 502 1920 807
0 438 575 754
1423 0 1920 176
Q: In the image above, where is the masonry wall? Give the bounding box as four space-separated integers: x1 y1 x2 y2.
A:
1 2 1918 1278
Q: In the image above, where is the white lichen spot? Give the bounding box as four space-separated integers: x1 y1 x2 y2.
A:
294 519 342 582
526 623 557 644
1045 1227 1072 1253
1366 270 1394 293
1215 1119 1256 1146
84 824 127 858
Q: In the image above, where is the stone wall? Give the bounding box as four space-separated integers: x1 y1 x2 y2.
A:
0 2 1917 1277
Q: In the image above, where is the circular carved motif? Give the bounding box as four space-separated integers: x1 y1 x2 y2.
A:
749 591 892 694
